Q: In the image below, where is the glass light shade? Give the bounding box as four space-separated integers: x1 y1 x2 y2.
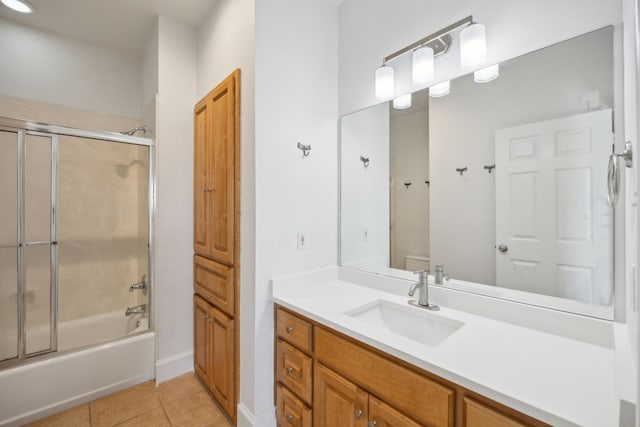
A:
474 64 499 83
460 23 487 68
375 65 394 100
1 0 33 13
429 81 450 98
393 94 412 110
412 46 434 85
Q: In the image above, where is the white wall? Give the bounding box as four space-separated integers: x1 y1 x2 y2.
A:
0 17 141 119
340 103 389 269
253 0 338 424
429 28 614 286
195 0 256 418
339 0 622 116
155 16 197 381
390 108 429 269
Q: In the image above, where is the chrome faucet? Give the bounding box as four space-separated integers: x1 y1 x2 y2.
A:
408 270 439 311
434 264 449 285
125 304 147 316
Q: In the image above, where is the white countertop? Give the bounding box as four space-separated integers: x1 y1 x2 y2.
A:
272 267 635 427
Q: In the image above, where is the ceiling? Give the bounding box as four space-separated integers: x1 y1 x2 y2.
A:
0 0 216 55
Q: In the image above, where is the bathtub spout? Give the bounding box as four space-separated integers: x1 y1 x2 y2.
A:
125 304 147 316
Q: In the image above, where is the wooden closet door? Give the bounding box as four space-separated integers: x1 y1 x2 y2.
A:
193 70 239 265
194 99 210 257
208 72 238 265
193 295 210 385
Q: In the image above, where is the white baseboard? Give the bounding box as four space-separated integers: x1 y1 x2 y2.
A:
155 349 194 383
237 402 276 427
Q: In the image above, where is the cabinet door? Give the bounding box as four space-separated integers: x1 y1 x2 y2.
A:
210 306 236 419
193 70 239 265
193 295 210 385
194 98 210 257
314 363 368 427
369 395 421 427
208 72 238 265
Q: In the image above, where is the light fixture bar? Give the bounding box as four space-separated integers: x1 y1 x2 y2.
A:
383 15 473 64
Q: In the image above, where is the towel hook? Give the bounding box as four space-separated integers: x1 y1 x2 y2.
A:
456 167 468 176
484 164 495 173
360 156 370 168
404 182 412 189
297 142 311 157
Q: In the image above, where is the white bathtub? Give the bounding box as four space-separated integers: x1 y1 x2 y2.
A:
0 312 155 427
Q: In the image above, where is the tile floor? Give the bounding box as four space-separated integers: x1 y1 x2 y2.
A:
25 373 233 427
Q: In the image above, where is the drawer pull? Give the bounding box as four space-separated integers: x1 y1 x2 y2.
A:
285 326 294 333
354 409 363 419
285 413 293 422
285 366 294 374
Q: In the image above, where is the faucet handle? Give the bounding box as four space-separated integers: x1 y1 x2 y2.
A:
413 270 429 280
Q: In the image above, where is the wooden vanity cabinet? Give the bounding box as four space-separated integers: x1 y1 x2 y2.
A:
274 304 550 427
194 70 240 424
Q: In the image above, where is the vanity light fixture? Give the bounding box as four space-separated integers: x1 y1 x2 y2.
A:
392 94 412 110
429 81 450 97
375 65 395 100
412 46 435 85
474 64 499 83
460 23 487 68
1 0 34 13
374 16 486 99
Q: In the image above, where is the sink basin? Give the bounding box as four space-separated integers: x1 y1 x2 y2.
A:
346 300 464 347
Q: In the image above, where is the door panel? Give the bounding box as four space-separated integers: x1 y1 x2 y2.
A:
24 244 51 355
209 75 236 265
369 395 421 427
314 363 368 427
194 295 209 384
194 100 210 256
24 134 52 243
496 109 612 304
210 306 235 418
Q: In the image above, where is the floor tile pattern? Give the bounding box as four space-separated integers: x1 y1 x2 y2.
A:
26 373 233 427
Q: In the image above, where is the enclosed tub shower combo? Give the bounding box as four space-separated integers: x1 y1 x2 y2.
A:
0 118 155 426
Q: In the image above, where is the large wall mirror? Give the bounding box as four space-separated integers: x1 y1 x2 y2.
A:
340 26 622 319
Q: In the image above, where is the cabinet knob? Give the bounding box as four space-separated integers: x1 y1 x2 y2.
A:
285 413 293 422
285 326 293 333
204 186 213 192
368 421 377 427
207 317 213 323
354 409 363 419
285 366 293 375
206 294 211 299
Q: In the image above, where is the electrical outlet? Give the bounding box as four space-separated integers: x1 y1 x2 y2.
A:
362 227 368 242
297 229 306 250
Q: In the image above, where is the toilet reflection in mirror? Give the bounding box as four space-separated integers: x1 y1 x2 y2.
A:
339 26 620 318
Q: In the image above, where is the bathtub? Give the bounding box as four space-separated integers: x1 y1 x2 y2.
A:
0 311 155 427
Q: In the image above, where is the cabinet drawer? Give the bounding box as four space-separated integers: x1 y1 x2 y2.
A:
315 327 454 427
276 339 313 405
276 384 312 427
194 255 234 316
276 308 312 353
463 398 526 427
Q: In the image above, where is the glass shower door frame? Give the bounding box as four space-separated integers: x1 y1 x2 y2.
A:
0 117 154 369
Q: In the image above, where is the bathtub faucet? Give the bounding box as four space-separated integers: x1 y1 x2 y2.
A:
125 304 147 316
129 280 147 292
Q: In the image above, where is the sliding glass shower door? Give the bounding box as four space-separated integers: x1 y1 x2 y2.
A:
0 120 152 367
